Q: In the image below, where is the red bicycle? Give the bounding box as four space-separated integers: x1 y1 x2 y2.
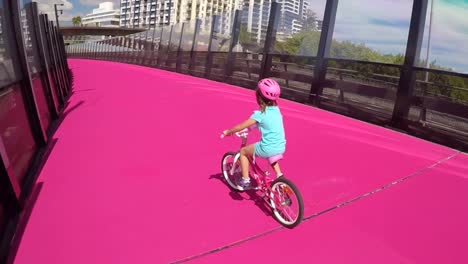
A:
220 126 304 228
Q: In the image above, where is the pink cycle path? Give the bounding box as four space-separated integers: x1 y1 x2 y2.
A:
11 59 468 263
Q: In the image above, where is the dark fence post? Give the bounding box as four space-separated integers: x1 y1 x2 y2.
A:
104 39 108 60
156 27 165 66
107 39 111 60
118 38 122 61
141 30 150 65
131 34 137 63
100 41 104 60
165 25 174 67
0 143 22 211
90 42 94 59
96 42 100 59
52 21 67 101
148 28 157 66
224 10 242 78
122 38 127 62
139 34 144 64
120 37 125 62
310 0 339 104
10 0 47 146
125 37 131 62
0 141 22 262
260 2 281 80
189 18 202 73
176 23 186 72
51 25 69 95
134 35 139 64
101 39 106 60
111 37 119 61
29 2 59 118
391 0 428 128
41 15 65 107
59 34 71 85
107 38 112 61
49 23 66 98
58 33 70 88
140 31 149 64
205 15 218 78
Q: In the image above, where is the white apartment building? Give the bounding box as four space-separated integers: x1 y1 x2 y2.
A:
240 0 310 43
83 2 120 27
120 0 241 33
276 0 309 38
240 0 272 44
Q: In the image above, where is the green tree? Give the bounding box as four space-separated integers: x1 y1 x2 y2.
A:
72 16 81 26
302 10 318 31
274 30 468 102
239 26 261 52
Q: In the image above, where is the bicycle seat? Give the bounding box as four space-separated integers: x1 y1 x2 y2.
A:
267 154 283 164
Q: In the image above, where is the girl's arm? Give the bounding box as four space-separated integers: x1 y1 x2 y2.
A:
224 118 257 136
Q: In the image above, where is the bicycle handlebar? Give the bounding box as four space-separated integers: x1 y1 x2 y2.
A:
220 124 257 139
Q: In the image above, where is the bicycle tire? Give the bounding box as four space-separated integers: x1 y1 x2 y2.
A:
270 177 304 228
221 152 244 192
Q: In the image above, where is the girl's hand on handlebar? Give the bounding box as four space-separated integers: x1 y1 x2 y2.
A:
220 130 230 138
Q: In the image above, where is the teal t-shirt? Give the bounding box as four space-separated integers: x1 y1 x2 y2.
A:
250 106 286 157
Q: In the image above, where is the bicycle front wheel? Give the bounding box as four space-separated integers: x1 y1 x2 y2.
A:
270 177 304 228
221 152 243 192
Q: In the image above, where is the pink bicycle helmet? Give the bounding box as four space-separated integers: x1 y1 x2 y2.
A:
257 78 281 101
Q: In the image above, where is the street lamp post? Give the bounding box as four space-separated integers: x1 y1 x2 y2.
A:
54 3 64 28
425 0 434 82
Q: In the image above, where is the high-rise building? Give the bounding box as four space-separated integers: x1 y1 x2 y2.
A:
276 0 309 39
240 0 271 43
83 2 121 27
120 0 241 32
239 0 310 44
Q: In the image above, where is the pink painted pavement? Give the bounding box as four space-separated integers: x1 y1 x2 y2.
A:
189 153 468 264
11 59 468 264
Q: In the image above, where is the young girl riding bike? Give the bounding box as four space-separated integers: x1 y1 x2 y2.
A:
223 78 286 189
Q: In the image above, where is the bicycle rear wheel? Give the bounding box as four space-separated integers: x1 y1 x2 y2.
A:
221 152 243 191
269 177 304 228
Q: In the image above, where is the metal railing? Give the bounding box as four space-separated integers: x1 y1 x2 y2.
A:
0 2 71 262
67 1 468 152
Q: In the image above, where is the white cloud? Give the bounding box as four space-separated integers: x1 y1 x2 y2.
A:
323 0 413 60
308 0 411 21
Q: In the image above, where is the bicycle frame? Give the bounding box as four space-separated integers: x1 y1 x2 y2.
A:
229 130 281 205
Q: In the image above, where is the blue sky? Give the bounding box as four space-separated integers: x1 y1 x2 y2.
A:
39 0 468 72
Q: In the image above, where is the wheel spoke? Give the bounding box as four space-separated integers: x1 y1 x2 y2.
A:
280 205 297 222
275 196 295 223
222 153 244 191
272 182 301 224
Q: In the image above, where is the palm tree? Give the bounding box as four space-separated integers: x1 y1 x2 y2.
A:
72 16 82 27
